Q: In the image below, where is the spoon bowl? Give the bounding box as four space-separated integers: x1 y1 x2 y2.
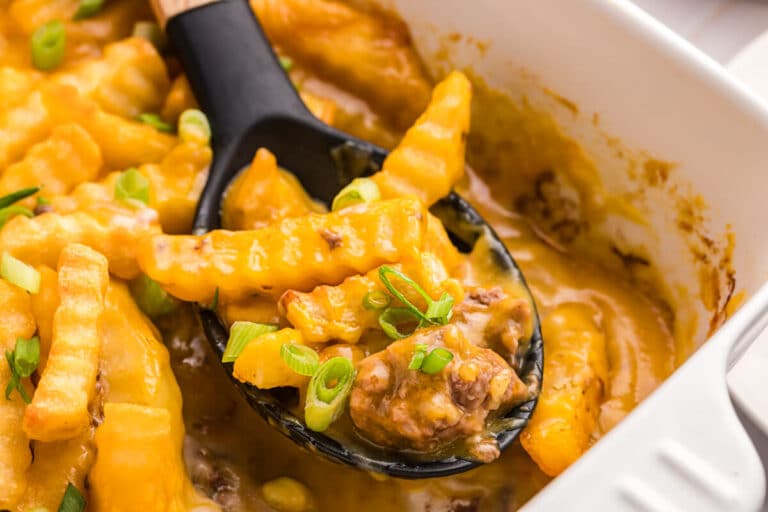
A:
157 0 543 478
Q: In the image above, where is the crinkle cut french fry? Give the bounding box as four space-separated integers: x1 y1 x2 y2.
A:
222 148 321 231
23 244 109 442
0 202 161 280
0 279 36 509
280 253 464 344
373 71 471 206
0 123 102 199
51 38 170 119
0 90 51 170
520 303 609 476
90 403 220 512
30 265 59 373
233 328 309 389
251 0 431 130
161 74 198 125
139 197 428 303
0 66 40 112
41 83 177 169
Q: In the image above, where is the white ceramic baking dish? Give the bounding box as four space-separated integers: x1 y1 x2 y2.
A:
374 0 768 509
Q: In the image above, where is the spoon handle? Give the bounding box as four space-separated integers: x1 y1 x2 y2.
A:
150 0 219 27
164 0 315 151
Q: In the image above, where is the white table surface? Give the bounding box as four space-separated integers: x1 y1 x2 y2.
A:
632 0 768 507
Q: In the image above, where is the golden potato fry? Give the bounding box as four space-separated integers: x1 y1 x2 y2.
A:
222 148 322 231
520 303 609 476
252 0 431 130
23 244 109 442
0 123 102 200
51 38 169 119
0 90 51 169
30 265 58 372
233 328 309 389
0 66 40 112
280 253 463 344
90 402 220 512
140 141 212 234
0 279 36 509
373 71 471 206
220 295 281 328
161 74 198 125
0 201 161 279
41 83 177 169
140 197 428 303
15 430 95 512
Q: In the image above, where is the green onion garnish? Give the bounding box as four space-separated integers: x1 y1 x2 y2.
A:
31 20 67 71
136 113 173 133
305 356 356 432
279 343 320 376
178 109 211 145
279 56 293 72
378 266 455 327
331 177 380 211
205 287 220 313
57 482 86 512
114 167 150 205
0 205 34 228
5 336 40 403
73 0 104 20
407 343 428 370
129 274 177 319
132 21 167 53
221 321 278 363
362 290 390 310
0 186 40 209
36 196 50 206
420 347 453 374
1 252 40 294
378 307 421 340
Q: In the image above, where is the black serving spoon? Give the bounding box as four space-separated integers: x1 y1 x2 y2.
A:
153 0 543 479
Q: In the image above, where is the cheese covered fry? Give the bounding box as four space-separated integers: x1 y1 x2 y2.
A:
281 253 463 344
373 71 471 206
233 328 309 389
42 83 177 169
520 303 608 476
30 265 58 372
161 74 198 125
139 197 428 302
251 0 430 130
0 202 160 279
0 66 40 111
222 148 321 231
0 123 102 199
0 91 50 169
23 244 109 442
0 279 36 509
90 403 220 512
51 38 170 119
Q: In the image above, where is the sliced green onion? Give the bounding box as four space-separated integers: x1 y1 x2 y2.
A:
280 343 320 376
363 290 390 310
222 321 278 363
5 337 39 403
279 55 293 72
178 109 211 145
305 357 356 432
378 307 421 340
114 167 150 205
73 0 104 20
378 266 432 323
57 483 86 512
407 343 428 370
36 196 50 206
1 252 40 294
206 287 220 313
132 21 167 53
137 113 173 133
425 292 455 324
129 274 177 319
0 186 40 209
331 178 380 211
420 348 453 375
31 21 67 71
0 205 34 228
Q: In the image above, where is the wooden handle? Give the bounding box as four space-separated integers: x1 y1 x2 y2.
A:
150 0 220 27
